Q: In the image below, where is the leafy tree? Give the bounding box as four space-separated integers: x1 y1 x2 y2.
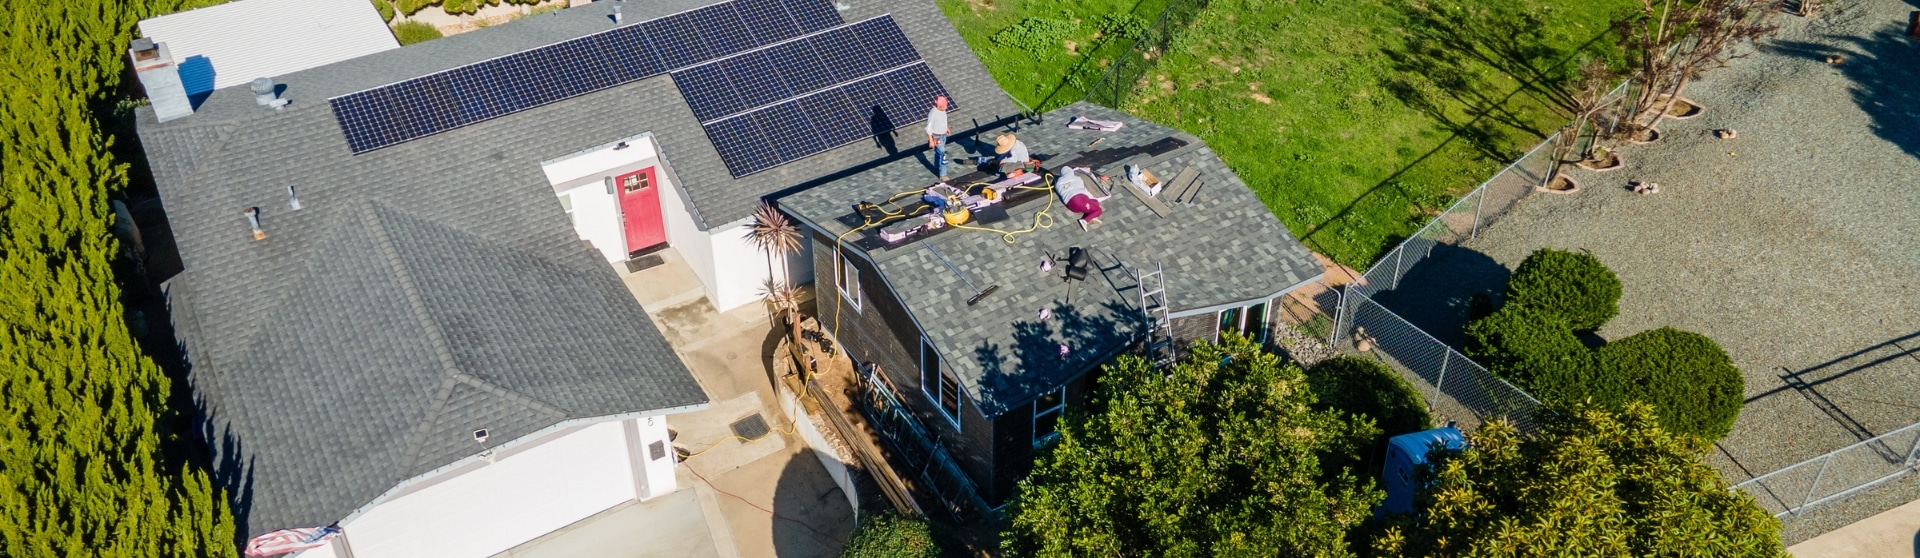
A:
1372 403 1786 557
1306 356 1434 438
1503 248 1620 331
1004 334 1381 557
2 0 237 556
840 512 940 558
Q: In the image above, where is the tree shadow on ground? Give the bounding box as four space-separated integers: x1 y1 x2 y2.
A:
1383 0 1619 161
1369 243 1513 350
1767 27 1920 159
768 450 857 557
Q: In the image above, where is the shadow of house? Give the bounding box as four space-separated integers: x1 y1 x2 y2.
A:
1370 243 1514 349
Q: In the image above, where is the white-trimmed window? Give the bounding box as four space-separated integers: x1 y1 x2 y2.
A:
1032 386 1066 445
836 252 862 310
921 338 962 428
1218 300 1271 343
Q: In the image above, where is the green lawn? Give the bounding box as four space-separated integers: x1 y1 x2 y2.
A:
937 0 1177 111
940 0 1633 267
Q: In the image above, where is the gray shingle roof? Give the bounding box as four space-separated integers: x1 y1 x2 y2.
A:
136 0 1019 536
139 0 1019 228
779 103 1323 417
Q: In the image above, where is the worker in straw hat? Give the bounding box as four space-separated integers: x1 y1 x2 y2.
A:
990 133 1032 176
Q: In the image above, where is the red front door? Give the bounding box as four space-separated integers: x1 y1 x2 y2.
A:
616 167 666 255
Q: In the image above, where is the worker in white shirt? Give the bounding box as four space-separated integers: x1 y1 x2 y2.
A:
926 95 950 179
991 134 1031 175
1053 166 1108 230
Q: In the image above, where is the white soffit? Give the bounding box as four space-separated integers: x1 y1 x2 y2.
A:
541 137 660 187
138 0 400 94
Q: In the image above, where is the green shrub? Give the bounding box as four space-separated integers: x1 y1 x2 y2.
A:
1505 248 1621 331
1467 252 1743 441
990 17 1079 54
1599 328 1743 440
1096 13 1149 41
371 0 394 21
1305 356 1434 437
841 512 939 558
392 20 444 46
1463 305 1592 392
395 0 434 16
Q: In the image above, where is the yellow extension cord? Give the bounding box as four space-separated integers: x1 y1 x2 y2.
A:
829 173 1061 348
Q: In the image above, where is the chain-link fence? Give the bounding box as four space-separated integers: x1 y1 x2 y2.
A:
1323 80 1636 432
1083 0 1210 109
1735 420 1920 519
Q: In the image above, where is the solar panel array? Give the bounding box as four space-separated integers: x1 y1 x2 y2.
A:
330 0 845 154
695 62 949 176
673 16 952 177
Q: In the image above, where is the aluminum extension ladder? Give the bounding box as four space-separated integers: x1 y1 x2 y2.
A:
1136 263 1176 367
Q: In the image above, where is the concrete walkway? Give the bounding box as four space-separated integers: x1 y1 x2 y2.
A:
1793 497 1920 558
621 248 856 558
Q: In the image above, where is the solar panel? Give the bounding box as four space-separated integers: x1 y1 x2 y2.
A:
673 63 745 122
689 3 757 59
695 61 951 177
809 26 878 80
649 14 706 68
734 0 801 43
720 51 791 108
704 116 780 176
852 17 920 70
331 3 917 157
795 87 866 146
780 0 842 33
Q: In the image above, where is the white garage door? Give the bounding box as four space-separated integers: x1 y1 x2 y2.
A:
339 421 637 558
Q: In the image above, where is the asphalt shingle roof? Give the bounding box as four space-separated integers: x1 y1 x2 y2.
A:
780 103 1324 417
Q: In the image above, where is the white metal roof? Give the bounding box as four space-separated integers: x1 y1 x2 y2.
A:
138 0 399 94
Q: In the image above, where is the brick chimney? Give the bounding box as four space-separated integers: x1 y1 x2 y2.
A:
129 38 193 122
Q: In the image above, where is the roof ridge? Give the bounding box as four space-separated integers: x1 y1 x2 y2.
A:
358 200 468 389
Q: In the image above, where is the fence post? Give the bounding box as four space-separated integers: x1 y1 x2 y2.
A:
1471 188 1487 239
1327 285 1346 344
1801 457 1834 515
1906 430 1920 468
1390 248 1406 290
1433 351 1449 411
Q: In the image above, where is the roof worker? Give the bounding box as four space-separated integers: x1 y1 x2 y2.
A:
1054 166 1108 231
926 95 951 179
991 134 1032 175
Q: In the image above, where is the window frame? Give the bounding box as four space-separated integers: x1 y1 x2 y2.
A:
835 252 862 310
1031 386 1066 446
921 338 963 430
1217 300 1271 343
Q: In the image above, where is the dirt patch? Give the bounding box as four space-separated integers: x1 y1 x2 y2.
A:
1250 93 1273 104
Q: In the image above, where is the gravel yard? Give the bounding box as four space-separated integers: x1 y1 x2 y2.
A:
1377 0 1920 540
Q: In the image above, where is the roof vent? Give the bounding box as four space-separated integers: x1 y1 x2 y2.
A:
473 429 489 443
287 186 302 211
244 207 265 240
612 6 623 24
129 39 193 122
252 78 276 106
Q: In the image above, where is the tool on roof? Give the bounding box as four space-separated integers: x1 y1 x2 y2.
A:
1069 116 1125 132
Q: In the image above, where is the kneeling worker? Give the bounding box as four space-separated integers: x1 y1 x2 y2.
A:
1053 166 1107 230
992 134 1032 175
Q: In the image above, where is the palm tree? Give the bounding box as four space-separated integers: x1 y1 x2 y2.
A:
760 279 810 381
746 202 802 288
747 203 807 378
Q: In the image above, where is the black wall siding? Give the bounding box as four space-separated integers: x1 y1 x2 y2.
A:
811 234 999 497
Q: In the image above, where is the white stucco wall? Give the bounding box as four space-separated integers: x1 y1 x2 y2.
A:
707 219 776 312
334 421 636 558
556 180 626 262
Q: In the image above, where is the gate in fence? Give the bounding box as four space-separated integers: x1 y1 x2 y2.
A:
1734 420 1920 519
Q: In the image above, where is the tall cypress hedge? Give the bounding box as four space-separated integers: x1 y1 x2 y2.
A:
1 0 238 556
